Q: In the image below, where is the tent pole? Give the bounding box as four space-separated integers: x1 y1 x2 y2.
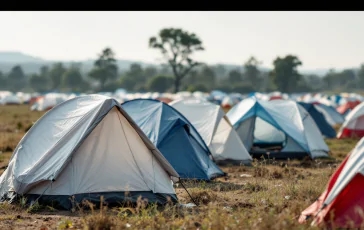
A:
179 180 199 206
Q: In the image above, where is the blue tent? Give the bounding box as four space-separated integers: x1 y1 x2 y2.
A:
227 97 330 159
121 99 225 180
298 102 337 138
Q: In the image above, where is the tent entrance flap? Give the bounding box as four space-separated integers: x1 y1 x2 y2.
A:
252 117 287 151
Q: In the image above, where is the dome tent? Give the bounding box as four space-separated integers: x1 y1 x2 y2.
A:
313 103 344 127
169 98 252 165
337 101 364 138
298 102 337 138
227 97 330 159
299 137 364 228
0 95 179 209
121 99 225 180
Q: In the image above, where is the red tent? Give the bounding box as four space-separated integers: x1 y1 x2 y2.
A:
299 138 364 228
336 100 360 115
156 97 173 104
337 102 364 139
269 95 283 101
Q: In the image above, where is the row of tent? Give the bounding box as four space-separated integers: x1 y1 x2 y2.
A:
2 88 364 140
0 94 333 210
1 89 363 112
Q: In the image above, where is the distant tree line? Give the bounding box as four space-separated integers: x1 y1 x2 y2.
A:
0 27 362 94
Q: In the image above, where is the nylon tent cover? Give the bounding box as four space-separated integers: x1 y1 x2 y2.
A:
299 137 364 228
337 100 360 115
121 99 225 180
227 97 330 159
0 95 179 209
298 102 337 138
313 103 344 126
337 101 364 138
169 98 252 165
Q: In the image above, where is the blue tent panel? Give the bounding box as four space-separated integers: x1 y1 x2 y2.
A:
121 99 225 180
298 102 336 138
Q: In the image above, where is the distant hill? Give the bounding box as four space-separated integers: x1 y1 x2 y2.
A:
0 52 45 63
0 51 333 76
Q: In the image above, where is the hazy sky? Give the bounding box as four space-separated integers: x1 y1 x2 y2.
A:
1 11 364 69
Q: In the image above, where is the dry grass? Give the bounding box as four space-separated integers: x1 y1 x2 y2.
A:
0 105 359 229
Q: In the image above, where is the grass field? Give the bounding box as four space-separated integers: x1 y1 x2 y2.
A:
0 105 359 229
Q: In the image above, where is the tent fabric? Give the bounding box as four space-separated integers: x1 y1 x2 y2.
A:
298 102 337 138
0 95 21 105
299 137 364 228
313 103 344 126
0 95 178 209
336 101 360 115
227 97 330 159
337 101 364 138
169 98 252 165
121 99 225 180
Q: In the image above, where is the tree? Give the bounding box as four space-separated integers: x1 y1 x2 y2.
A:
232 82 255 94
323 69 336 89
304 74 323 91
0 71 7 90
322 68 356 91
147 75 174 92
40 65 49 78
89 47 118 91
358 64 364 88
199 65 216 90
144 66 158 78
243 56 261 88
186 83 208 92
49 63 66 90
212 65 227 80
270 55 302 93
228 69 243 84
30 74 49 92
7 65 27 91
120 63 146 91
149 28 204 92
62 66 85 91
184 70 199 87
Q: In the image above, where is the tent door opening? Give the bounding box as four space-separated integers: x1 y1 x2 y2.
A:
251 117 287 152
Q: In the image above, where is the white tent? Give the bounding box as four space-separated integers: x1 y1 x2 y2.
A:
337 101 364 139
0 94 21 105
227 98 330 159
30 93 68 111
0 95 179 209
170 98 252 165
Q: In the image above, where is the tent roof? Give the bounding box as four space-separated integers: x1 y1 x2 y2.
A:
1 95 179 197
169 98 222 146
227 97 329 154
342 101 364 124
121 99 225 180
298 102 337 138
121 98 210 154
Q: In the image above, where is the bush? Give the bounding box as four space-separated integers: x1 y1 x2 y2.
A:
186 84 208 92
231 83 255 94
147 75 174 93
